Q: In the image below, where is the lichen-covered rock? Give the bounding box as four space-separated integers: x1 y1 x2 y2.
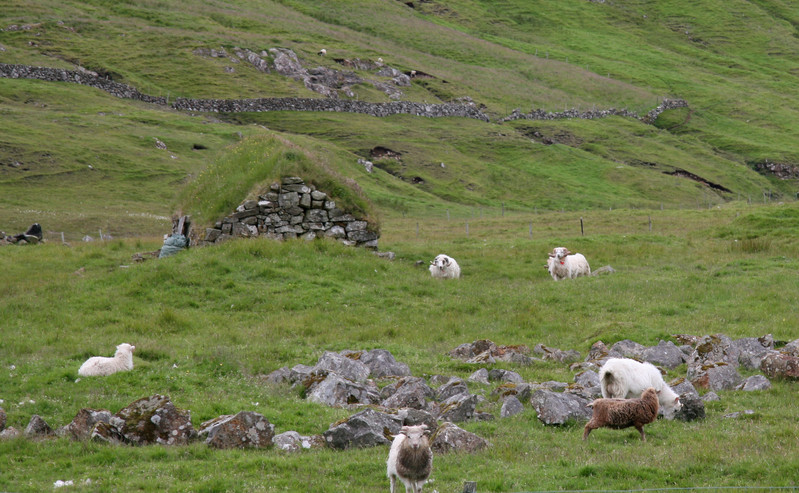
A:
313 351 370 383
760 351 799 380
487 369 524 383
608 340 646 360
437 393 479 423
0 426 21 440
24 414 53 438
305 372 381 408
530 390 592 425
273 431 325 452
323 408 401 449
379 377 435 410
349 349 410 378
671 379 705 422
689 362 742 391
198 411 275 449
435 378 470 402
731 335 774 369
431 422 488 454
114 394 196 445
90 421 129 445
737 375 771 391
500 396 524 418
58 408 113 440
641 340 687 369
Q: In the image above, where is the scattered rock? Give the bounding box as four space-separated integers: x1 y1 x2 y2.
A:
737 375 771 391
430 422 488 454
380 377 435 410
689 362 743 391
467 368 489 384
57 409 113 440
352 349 411 378
323 408 401 449
500 396 524 418
24 415 53 438
314 351 370 383
198 411 275 449
702 391 720 402
530 390 592 425
671 379 705 421
305 372 381 408
437 394 479 423
0 427 21 440
273 431 324 452
641 340 687 369
114 394 196 445
760 351 799 380
723 410 755 419
435 378 470 402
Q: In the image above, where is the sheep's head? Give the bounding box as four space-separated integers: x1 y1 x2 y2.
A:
431 254 451 271
116 343 136 355
400 424 430 450
548 247 571 259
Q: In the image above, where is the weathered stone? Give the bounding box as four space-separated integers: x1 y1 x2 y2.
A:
492 382 535 403
324 225 347 239
0 427 21 440
702 391 720 402
430 422 488 454
264 366 292 384
347 230 379 243
723 410 755 419
534 344 581 363
467 368 489 384
58 409 113 440
282 184 311 194
530 389 592 425
323 408 401 449
198 411 275 449
737 375 771 391
204 228 222 242
299 193 312 208
731 335 774 369
671 379 705 421
231 208 258 220
691 334 737 367
761 352 799 379
242 199 258 210
782 339 799 357
305 373 381 407
282 176 304 185
305 209 329 223
608 340 646 360
24 414 53 437
314 351 370 383
346 221 368 232
488 369 524 383
356 349 411 378
273 431 325 452
501 396 525 418
575 370 600 389
435 378 470 402
438 393 479 423
278 192 300 208
587 340 610 362
380 377 434 410
396 408 437 432
311 190 327 201
689 362 742 391
642 340 687 369
114 394 196 445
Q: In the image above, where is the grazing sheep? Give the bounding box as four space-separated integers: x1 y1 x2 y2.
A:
583 387 660 441
429 254 461 279
387 425 432 493
547 247 590 281
599 358 682 419
78 343 135 377
318 48 327 56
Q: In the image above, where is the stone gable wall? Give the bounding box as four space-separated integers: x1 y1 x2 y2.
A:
197 177 378 249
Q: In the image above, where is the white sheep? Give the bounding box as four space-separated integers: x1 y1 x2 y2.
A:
387 425 432 493
583 387 659 441
318 48 327 56
429 254 460 279
547 246 590 280
599 358 682 419
78 343 135 377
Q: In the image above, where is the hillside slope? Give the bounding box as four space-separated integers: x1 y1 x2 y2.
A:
1 0 798 237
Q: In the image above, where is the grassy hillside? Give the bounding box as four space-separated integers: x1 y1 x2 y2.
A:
2 1 799 491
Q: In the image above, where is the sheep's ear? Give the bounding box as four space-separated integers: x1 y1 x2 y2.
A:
443 257 450 266
674 397 680 404
399 426 410 435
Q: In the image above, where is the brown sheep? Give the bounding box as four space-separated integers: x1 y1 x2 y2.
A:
583 387 659 441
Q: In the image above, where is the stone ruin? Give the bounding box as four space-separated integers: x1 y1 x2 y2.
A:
195 176 379 249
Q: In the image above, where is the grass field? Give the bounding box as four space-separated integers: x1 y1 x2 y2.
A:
2 0 799 491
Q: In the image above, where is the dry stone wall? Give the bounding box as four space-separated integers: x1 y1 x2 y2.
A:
197 176 379 249
0 63 488 121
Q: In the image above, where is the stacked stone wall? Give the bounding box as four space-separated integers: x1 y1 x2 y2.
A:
198 177 378 249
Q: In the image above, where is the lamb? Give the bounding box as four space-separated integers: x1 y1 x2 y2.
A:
317 48 326 56
78 343 135 377
583 387 660 441
387 425 433 493
599 358 683 419
547 246 590 281
429 254 461 279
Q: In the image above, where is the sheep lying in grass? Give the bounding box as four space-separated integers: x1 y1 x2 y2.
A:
78 343 135 377
584 387 660 441
429 254 461 279
547 247 590 281
387 425 432 493
599 358 682 419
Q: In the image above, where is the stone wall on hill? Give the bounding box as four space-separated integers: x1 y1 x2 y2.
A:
196 176 379 249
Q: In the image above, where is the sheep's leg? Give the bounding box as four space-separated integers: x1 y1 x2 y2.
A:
635 424 646 442
389 475 396 493
583 422 595 440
